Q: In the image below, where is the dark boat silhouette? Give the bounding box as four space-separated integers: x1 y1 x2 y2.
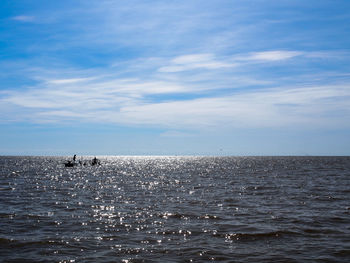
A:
64 156 101 167
64 160 76 167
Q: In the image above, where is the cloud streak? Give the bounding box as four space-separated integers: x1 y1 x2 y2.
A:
245 51 303 61
158 54 236 72
2 63 349 129
2 48 350 130
116 84 350 128
11 15 35 22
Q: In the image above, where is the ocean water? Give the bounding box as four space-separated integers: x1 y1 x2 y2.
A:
0 156 349 263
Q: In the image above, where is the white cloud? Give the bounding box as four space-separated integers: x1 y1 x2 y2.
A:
158 53 235 72
160 130 195 137
1 50 349 129
171 54 214 64
47 78 95 84
115 84 350 128
37 110 85 118
1 75 195 112
158 50 304 73
12 16 35 22
245 51 303 61
2 71 349 129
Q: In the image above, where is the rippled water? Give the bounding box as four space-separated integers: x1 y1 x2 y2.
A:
1 156 350 262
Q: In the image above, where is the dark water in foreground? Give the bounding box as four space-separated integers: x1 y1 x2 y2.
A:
0 156 349 263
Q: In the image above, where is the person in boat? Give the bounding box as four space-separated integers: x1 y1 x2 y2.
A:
64 160 74 167
91 157 100 166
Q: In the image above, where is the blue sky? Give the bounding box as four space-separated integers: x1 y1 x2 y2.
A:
0 0 350 155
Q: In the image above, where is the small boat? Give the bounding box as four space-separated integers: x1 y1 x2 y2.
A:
91 157 101 166
64 156 101 167
64 160 76 167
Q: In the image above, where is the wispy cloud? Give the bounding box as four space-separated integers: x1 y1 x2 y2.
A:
241 51 303 62
158 50 304 73
158 54 235 73
1 46 349 129
47 78 95 85
2 68 349 129
115 84 350 128
11 15 35 22
251 50 303 61
160 130 195 137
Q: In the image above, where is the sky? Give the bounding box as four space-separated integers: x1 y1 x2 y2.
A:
0 0 350 156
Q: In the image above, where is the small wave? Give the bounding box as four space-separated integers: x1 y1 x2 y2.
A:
155 229 195 236
0 237 13 244
0 237 65 248
157 212 221 220
302 227 342 235
223 230 299 241
0 186 14 191
333 249 350 257
0 213 16 218
199 214 221 220
157 212 197 220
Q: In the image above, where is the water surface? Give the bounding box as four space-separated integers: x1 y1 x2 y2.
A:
1 156 349 262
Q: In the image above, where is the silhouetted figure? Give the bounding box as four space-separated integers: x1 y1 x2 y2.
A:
73 154 77 162
91 157 100 166
64 160 74 167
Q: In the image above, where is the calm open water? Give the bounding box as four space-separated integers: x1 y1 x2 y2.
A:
0 156 349 262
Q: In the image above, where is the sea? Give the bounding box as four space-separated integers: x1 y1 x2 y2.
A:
0 156 349 263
